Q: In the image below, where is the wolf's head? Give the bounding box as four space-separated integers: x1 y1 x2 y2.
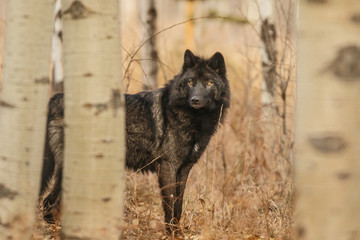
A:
169 50 230 113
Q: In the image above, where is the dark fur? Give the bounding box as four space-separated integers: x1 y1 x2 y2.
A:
40 50 230 233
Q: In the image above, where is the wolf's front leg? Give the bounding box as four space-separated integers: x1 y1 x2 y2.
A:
42 130 64 223
174 162 194 221
158 161 178 234
42 164 62 223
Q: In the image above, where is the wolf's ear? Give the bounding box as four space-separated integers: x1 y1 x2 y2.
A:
208 52 226 76
183 49 199 71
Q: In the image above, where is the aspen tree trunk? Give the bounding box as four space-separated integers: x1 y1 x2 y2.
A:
0 0 6 83
61 1 125 239
51 0 64 93
295 0 360 239
140 0 158 90
259 0 277 110
257 0 279 170
0 0 53 239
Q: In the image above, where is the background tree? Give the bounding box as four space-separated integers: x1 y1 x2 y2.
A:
295 0 360 239
140 0 158 90
61 0 125 239
0 0 6 83
51 0 64 93
258 0 277 110
257 0 279 175
0 0 53 239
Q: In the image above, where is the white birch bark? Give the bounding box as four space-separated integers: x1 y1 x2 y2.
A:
61 0 125 239
258 0 277 111
0 0 53 239
295 0 360 239
0 0 6 84
52 0 64 93
257 0 279 170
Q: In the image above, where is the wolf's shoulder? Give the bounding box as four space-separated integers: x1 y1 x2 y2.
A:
125 88 167 107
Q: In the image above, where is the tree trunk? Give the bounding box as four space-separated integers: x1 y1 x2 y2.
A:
61 1 125 239
51 0 64 93
295 0 360 239
259 0 277 109
257 0 279 172
0 0 6 84
140 0 158 90
0 0 53 239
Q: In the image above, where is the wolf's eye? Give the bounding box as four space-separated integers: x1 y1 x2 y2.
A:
206 81 213 86
188 79 194 86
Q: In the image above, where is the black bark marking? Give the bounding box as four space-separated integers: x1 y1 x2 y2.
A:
101 138 113 144
308 134 347 153
83 72 93 77
260 18 277 96
337 172 351 180
142 0 159 90
297 225 306 238
102 197 111 202
328 45 360 80
63 0 95 20
83 102 108 116
35 77 50 84
82 89 121 115
351 13 360 23
94 104 108 116
0 183 18 200
0 101 16 108
111 89 123 116
73 211 83 215
58 31 63 42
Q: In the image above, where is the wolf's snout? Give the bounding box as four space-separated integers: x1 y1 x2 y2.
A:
191 96 200 105
190 96 203 109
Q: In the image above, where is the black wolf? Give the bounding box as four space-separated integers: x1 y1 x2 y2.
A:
40 49 230 233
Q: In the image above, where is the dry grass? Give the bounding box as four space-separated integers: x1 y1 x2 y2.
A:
34 105 294 240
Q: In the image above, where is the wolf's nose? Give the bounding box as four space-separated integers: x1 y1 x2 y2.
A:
191 96 200 105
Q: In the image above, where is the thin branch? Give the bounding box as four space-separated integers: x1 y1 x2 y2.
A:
124 16 226 91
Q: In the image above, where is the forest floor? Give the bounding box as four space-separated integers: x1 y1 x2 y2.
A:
34 164 293 240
